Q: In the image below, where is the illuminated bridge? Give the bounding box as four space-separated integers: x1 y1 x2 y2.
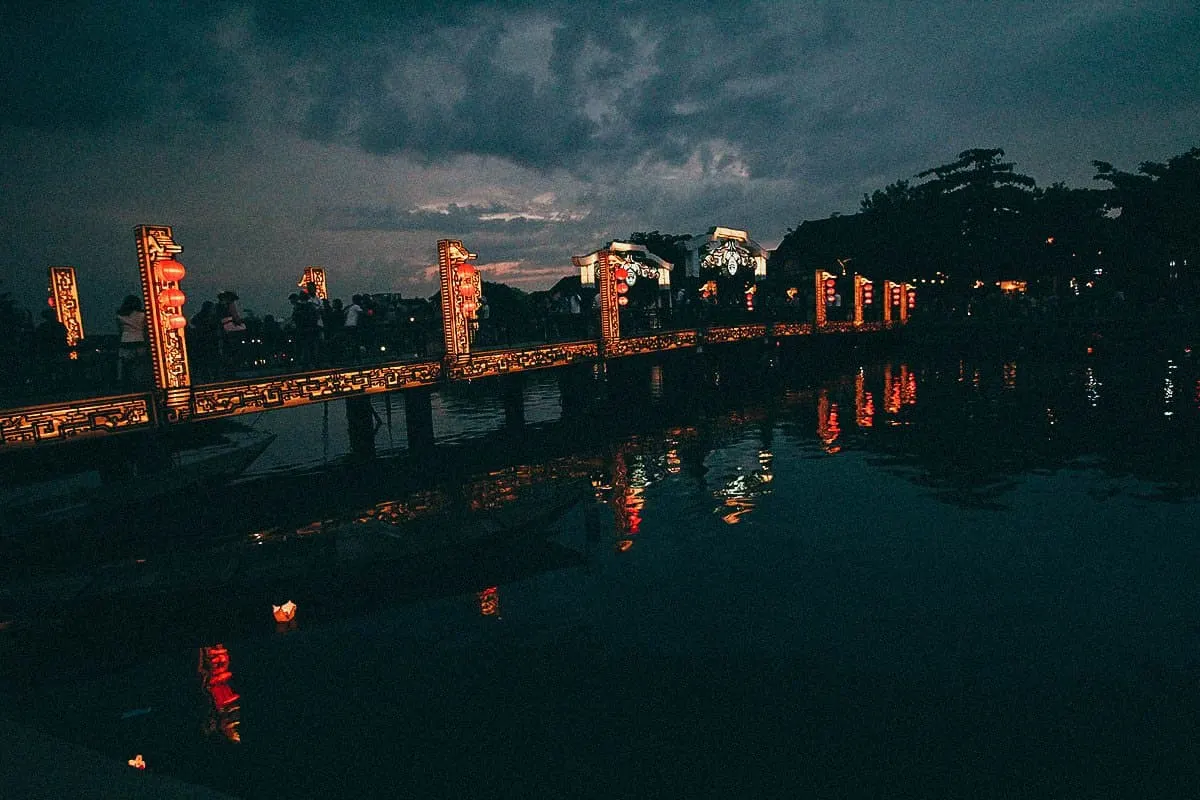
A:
1 227 916 454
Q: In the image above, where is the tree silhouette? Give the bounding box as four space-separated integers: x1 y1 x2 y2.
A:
1093 148 1200 299
629 231 692 271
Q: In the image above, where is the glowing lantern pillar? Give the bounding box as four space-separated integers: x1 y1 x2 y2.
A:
298 266 328 299
437 239 479 363
882 281 899 326
134 225 191 418
853 274 872 327
47 266 85 357
815 270 837 329
901 283 915 323
571 246 630 350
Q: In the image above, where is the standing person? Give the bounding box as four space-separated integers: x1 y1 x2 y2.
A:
476 295 491 346
116 294 148 388
33 308 70 392
218 291 247 374
322 298 344 362
568 291 583 338
188 300 220 382
291 290 321 368
342 294 363 364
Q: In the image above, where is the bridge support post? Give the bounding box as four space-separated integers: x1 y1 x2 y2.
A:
346 396 376 460
502 373 525 430
558 363 593 418
404 386 436 453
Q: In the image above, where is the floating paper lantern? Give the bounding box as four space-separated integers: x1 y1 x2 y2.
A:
272 601 297 623
128 754 147 770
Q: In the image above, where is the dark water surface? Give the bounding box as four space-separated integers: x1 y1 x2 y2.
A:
3 343 1200 798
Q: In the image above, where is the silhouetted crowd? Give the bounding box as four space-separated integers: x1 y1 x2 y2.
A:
184 283 435 380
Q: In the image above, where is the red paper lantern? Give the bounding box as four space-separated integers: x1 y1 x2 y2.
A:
456 263 476 279
862 283 873 304
616 282 629 295
159 288 185 308
618 296 629 307
168 314 188 330
156 259 186 282
462 299 477 314
614 267 628 281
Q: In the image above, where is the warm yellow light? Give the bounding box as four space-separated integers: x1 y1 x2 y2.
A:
272 601 297 623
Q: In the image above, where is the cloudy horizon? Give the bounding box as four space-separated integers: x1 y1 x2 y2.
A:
2 0 1197 330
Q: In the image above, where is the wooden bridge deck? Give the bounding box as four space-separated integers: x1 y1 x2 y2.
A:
1 321 895 449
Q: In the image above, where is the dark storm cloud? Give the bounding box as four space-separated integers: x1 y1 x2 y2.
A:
6 1 1194 182
1 0 1196 321
0 4 236 129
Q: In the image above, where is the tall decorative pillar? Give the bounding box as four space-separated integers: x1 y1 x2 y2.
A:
882 281 898 326
134 225 191 419
901 283 915 322
853 274 868 327
298 266 328 299
47 266 84 357
437 239 479 363
815 270 837 328
572 242 671 353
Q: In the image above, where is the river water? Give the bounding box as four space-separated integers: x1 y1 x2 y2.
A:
3 340 1200 798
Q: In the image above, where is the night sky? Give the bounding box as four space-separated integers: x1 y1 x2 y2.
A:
2 1 1197 330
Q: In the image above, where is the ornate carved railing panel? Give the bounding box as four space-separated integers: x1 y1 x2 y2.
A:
447 342 599 381
771 322 814 337
191 361 443 419
604 330 699 358
0 394 155 447
704 324 768 344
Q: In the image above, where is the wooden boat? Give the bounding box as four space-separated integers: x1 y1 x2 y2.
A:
1 426 276 537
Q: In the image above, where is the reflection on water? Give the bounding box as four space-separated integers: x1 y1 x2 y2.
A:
3 346 1200 798
199 644 241 743
1085 366 1102 407
477 586 499 617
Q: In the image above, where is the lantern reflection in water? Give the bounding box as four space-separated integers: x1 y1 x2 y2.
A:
1003 361 1017 391
713 448 774 525
900 364 917 406
1085 367 1102 408
855 368 875 428
608 447 656 551
199 644 241 743
478 586 500 617
817 390 841 453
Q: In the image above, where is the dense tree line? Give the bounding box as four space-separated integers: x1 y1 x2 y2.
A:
770 146 1200 308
